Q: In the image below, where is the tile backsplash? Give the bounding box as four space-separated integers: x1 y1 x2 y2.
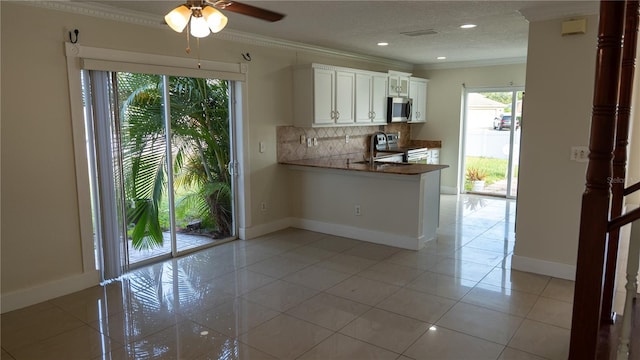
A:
277 123 411 162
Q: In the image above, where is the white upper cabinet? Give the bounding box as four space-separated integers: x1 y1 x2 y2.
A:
409 77 428 123
355 72 388 124
311 68 354 125
388 70 412 97
371 74 388 124
294 64 380 127
312 68 335 125
334 70 355 124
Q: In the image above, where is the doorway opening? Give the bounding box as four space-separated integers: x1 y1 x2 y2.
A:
462 89 523 199
82 71 238 280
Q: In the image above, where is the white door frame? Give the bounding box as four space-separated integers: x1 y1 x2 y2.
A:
460 86 524 199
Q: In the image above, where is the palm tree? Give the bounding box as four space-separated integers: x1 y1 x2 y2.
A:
117 73 231 250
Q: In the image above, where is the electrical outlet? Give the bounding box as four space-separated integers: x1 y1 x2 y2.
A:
313 137 318 146
345 135 350 144
306 138 312 147
260 202 267 212
354 205 361 216
300 135 306 144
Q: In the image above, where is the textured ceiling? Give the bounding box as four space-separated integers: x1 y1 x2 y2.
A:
88 0 600 66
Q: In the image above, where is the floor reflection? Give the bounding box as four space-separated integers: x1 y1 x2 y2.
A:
2 195 576 360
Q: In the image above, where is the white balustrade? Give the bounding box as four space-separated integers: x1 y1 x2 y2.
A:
618 218 640 360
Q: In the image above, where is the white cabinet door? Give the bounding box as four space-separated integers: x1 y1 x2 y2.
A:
355 73 373 123
335 71 355 124
389 75 410 97
371 74 388 124
313 68 335 125
356 72 388 124
294 64 387 127
409 78 428 123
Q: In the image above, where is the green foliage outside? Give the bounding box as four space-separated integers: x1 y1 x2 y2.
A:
117 73 232 250
483 92 523 107
464 156 517 191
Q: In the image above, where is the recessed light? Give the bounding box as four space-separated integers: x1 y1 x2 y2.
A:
377 42 389 46
437 56 447 60
460 24 477 29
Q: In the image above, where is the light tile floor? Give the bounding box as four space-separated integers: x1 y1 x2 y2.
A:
1 195 575 360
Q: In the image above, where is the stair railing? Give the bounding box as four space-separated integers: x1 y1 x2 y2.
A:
617 214 640 359
602 0 640 326
568 0 639 359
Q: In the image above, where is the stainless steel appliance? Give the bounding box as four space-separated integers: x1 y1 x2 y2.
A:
372 133 404 163
387 97 412 122
375 133 430 163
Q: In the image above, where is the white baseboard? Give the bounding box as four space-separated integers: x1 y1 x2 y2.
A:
511 255 576 281
239 217 294 239
291 218 433 250
1 270 100 314
441 186 458 195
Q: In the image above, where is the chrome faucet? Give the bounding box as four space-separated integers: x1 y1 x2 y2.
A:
370 131 387 166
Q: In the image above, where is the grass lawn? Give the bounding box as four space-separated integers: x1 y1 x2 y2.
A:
464 156 514 191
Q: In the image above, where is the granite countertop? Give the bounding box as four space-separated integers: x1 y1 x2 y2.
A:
281 157 448 175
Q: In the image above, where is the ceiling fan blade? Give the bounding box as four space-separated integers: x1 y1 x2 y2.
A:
211 1 285 22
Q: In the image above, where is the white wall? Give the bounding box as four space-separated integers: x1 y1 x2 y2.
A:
512 15 599 279
0 2 409 311
412 64 527 193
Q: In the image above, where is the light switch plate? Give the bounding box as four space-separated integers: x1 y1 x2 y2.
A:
259 141 266 153
570 146 589 162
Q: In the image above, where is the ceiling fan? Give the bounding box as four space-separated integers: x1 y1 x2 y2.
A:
165 0 285 38
210 0 285 22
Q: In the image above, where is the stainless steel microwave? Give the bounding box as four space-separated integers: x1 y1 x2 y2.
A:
387 97 412 122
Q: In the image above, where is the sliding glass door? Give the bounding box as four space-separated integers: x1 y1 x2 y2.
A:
462 89 523 198
84 70 237 280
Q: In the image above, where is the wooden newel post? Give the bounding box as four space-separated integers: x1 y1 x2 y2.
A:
601 0 640 325
569 1 626 359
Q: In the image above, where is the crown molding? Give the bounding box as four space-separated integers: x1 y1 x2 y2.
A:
518 2 599 23
26 1 165 28
19 1 413 70
415 56 527 71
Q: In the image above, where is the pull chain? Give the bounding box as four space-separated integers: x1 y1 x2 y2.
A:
197 37 201 69
185 23 191 54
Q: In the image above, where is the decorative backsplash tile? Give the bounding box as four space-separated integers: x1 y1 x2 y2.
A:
277 123 411 162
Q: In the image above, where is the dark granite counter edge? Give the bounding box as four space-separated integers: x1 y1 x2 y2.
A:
280 158 449 176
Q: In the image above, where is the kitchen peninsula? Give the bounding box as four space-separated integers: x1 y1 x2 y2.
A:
281 155 447 250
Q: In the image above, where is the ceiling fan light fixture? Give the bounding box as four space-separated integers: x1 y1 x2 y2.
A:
202 6 228 33
165 4 191 33
190 11 211 38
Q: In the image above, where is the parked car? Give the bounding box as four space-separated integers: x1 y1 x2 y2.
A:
493 114 519 130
